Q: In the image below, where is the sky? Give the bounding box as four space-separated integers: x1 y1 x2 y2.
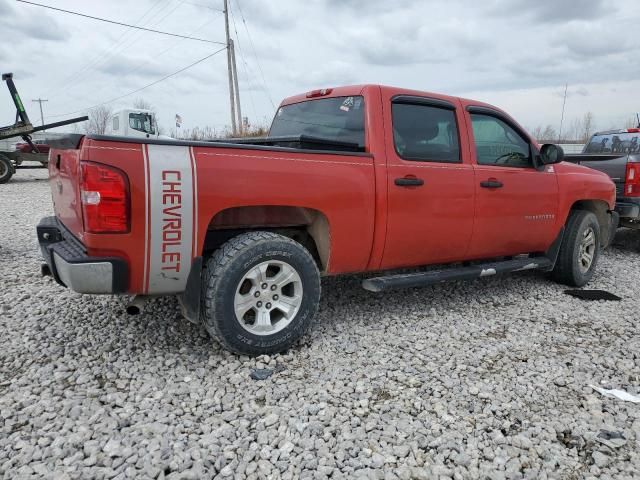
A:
1 0 639 136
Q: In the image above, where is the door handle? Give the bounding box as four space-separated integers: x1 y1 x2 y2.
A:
480 179 503 189
395 177 424 187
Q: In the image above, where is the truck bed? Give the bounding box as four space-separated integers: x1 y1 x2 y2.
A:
47 134 377 294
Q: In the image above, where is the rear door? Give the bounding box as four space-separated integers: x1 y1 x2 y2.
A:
465 107 559 259
380 94 475 269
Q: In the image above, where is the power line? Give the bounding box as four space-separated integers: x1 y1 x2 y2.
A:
16 0 225 45
183 1 224 12
234 0 276 110
43 0 169 99
54 1 193 100
45 46 228 119
99 15 220 88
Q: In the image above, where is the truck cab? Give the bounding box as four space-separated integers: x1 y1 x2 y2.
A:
105 108 158 139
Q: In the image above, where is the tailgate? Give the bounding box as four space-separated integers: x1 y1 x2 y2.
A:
49 148 85 241
565 153 628 196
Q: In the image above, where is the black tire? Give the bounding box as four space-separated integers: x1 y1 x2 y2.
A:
201 231 321 355
552 210 600 287
0 156 13 184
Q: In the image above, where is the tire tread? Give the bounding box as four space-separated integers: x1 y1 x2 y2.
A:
552 209 599 286
201 231 319 354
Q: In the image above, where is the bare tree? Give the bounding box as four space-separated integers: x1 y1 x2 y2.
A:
133 98 154 111
85 105 113 135
171 126 219 141
71 121 86 134
226 118 268 138
169 119 269 141
541 125 557 142
581 112 594 142
565 118 581 142
530 125 544 142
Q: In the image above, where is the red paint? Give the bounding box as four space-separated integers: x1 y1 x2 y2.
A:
47 85 616 294
16 142 50 154
79 161 130 234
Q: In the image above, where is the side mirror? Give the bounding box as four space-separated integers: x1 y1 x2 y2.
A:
540 144 564 165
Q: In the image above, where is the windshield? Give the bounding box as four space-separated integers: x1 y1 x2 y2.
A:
129 113 155 135
584 131 640 154
269 96 365 147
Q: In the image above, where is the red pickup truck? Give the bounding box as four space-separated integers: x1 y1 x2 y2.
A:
37 85 616 355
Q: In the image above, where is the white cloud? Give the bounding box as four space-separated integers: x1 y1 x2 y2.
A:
0 0 638 133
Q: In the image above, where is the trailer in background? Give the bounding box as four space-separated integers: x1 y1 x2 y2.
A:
0 73 87 183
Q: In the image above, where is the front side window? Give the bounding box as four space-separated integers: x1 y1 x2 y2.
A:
471 114 531 167
392 103 460 163
129 113 155 135
269 96 365 147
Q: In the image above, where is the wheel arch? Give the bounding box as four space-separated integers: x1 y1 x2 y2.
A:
201 205 331 272
567 199 611 247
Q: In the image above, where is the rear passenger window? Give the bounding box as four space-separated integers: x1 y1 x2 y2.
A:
392 103 460 163
470 114 532 168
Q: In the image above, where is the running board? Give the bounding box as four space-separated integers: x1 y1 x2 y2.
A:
362 257 554 293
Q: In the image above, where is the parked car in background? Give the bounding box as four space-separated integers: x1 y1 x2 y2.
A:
37 84 616 355
15 139 50 154
566 128 640 229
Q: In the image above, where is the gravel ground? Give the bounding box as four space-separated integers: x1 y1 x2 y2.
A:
1 169 639 480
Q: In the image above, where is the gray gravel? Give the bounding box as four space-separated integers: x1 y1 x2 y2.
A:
1 169 640 480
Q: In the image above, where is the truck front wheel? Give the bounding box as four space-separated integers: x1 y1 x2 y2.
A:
201 231 321 355
552 210 600 287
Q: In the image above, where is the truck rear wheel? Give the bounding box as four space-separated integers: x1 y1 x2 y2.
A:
201 231 321 355
0 155 13 184
552 210 600 287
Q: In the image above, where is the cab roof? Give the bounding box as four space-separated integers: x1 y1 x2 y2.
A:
279 84 503 114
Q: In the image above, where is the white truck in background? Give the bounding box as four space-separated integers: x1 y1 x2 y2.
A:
104 108 166 139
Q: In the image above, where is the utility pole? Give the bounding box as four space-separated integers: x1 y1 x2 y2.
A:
32 98 48 129
230 39 243 134
223 0 237 135
558 83 568 143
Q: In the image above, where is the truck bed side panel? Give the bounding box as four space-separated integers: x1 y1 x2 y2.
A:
52 138 376 293
192 146 376 274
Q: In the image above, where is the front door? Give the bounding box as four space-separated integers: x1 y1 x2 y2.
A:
380 96 475 269
466 111 559 259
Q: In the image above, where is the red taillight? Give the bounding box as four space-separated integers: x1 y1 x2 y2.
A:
306 88 333 98
624 162 640 197
80 161 129 233
627 128 640 133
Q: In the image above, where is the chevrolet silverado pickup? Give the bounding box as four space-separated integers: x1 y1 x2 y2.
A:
566 128 640 229
37 85 616 355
